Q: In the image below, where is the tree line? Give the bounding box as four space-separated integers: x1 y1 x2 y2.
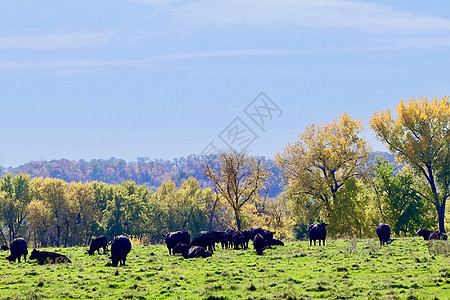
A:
0 173 290 247
0 96 449 246
5 156 283 198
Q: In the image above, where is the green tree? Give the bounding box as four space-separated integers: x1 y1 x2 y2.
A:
154 178 209 236
276 114 371 235
201 150 270 231
102 181 150 239
0 174 31 243
372 158 435 235
371 96 450 232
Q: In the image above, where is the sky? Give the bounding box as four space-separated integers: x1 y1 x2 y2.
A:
1 0 450 168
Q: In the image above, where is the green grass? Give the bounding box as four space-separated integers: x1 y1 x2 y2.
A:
0 238 449 299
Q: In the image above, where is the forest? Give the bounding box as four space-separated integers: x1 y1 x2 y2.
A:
0 96 449 247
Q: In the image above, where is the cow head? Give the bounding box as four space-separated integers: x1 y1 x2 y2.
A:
111 257 119 267
29 249 39 260
415 229 426 236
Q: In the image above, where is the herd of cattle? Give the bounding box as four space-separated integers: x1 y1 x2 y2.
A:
1 223 447 267
163 226 284 258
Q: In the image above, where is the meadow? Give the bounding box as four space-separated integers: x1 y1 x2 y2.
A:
0 238 449 300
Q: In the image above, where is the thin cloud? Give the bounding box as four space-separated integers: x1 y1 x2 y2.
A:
0 32 114 49
161 48 283 59
141 0 450 34
373 36 450 50
0 59 147 70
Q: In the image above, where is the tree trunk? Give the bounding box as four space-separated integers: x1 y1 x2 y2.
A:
437 204 446 233
234 209 241 231
208 194 219 230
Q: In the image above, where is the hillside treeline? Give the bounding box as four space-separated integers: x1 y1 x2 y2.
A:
5 156 283 198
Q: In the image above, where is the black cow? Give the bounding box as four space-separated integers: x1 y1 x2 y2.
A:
173 243 212 259
250 227 265 239
250 227 275 246
376 223 393 246
232 231 246 250
163 231 190 255
1 245 9 251
110 235 132 267
269 238 284 246
206 230 228 250
191 234 215 252
88 235 108 255
253 234 265 255
308 223 328 246
6 238 28 263
211 230 232 250
221 230 235 249
430 231 448 240
29 249 71 265
416 228 448 241
263 229 275 245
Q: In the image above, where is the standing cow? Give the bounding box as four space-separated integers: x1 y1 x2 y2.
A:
110 236 132 267
376 223 393 246
308 223 328 246
88 236 108 255
163 231 190 255
253 234 265 255
6 238 28 263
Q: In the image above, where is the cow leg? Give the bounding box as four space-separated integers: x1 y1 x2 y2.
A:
323 239 325 246
310 239 312 246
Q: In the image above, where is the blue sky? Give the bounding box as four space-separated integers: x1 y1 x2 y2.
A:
1 0 450 167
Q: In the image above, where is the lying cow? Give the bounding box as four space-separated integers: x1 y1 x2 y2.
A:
416 228 448 241
29 249 71 265
269 238 284 246
6 238 28 263
376 223 393 246
163 231 190 255
111 235 132 267
308 223 328 246
1 245 9 251
173 243 212 259
88 235 108 255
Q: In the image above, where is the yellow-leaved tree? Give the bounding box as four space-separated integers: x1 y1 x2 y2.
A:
276 114 372 236
201 150 270 231
370 96 450 233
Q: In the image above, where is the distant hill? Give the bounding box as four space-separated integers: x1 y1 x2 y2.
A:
371 151 395 164
4 155 283 196
3 152 395 197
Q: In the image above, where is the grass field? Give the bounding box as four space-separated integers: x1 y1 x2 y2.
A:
0 237 449 300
